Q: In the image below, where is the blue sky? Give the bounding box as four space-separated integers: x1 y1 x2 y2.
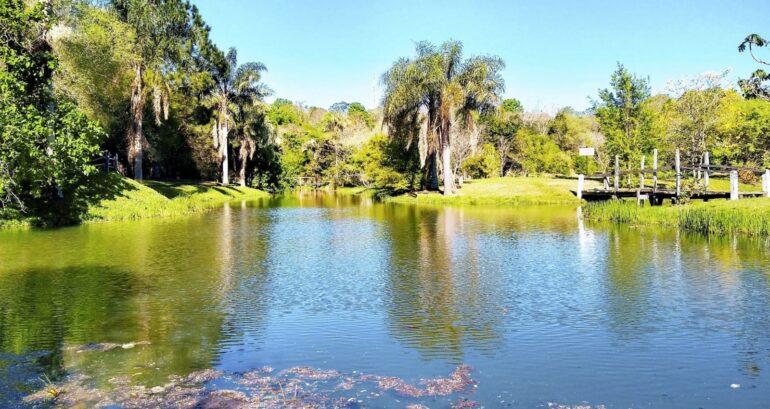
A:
192 0 770 112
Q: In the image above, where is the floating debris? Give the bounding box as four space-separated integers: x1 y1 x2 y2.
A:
730 383 740 389
282 366 342 380
25 364 479 408
452 399 480 409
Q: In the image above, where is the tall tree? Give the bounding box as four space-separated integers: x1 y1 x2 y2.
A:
232 102 273 187
110 0 194 181
0 0 103 212
207 47 270 185
382 40 504 195
593 63 654 164
666 71 728 166
738 34 770 100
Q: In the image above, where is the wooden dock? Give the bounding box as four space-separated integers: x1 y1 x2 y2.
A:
573 148 770 205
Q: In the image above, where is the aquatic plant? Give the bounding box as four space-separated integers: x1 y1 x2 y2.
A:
583 198 770 236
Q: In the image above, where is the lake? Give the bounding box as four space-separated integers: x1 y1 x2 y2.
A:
1 192 769 408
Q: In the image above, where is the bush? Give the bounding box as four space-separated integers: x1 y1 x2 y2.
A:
351 133 420 193
738 168 759 185
515 129 572 174
462 143 501 178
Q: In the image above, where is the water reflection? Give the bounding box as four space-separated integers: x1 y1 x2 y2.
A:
383 205 503 361
1 194 770 407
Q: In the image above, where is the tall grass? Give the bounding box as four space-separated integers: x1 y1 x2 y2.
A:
583 198 770 236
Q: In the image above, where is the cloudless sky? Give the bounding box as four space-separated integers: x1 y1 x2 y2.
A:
192 0 770 112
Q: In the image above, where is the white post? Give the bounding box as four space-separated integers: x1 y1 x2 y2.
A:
730 170 739 201
577 174 584 199
675 149 681 201
614 155 619 198
763 169 770 198
652 149 658 194
639 155 645 190
703 151 709 191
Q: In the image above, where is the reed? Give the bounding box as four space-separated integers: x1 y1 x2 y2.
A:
583 198 770 236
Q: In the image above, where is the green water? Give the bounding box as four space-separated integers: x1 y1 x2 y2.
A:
1 192 770 407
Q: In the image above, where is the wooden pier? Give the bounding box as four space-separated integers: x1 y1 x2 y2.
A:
572 149 770 205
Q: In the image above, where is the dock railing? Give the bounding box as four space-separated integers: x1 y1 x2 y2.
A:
575 148 770 205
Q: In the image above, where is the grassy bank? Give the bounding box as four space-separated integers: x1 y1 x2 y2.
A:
583 198 770 236
386 176 598 206
1 173 269 228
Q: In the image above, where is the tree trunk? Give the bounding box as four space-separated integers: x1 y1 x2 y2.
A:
129 64 145 181
424 151 439 191
239 145 247 187
442 143 454 195
221 116 229 185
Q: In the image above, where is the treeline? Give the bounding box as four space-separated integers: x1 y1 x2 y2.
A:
3 0 770 221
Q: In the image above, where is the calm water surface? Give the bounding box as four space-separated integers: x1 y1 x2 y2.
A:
1 192 770 407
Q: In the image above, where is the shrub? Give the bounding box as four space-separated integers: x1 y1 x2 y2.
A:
462 143 501 178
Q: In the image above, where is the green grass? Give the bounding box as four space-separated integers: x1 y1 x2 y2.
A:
583 198 770 236
0 173 269 228
385 176 599 206
85 175 269 222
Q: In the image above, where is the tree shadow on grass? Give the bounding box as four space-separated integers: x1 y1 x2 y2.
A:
143 180 239 200
28 172 138 227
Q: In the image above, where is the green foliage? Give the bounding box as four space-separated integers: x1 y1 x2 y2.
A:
352 133 420 193
382 40 505 194
738 34 770 100
0 0 104 213
501 98 523 113
347 102 373 128
593 63 655 164
513 129 571 174
53 5 136 130
461 143 501 179
268 98 302 125
715 90 770 166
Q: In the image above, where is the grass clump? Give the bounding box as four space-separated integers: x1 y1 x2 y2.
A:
584 198 770 236
386 176 599 206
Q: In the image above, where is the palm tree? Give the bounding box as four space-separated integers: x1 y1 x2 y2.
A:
208 48 270 185
232 102 274 187
111 0 192 181
381 41 504 195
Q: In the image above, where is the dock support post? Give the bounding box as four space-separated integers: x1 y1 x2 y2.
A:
763 169 770 198
675 149 681 202
577 174 584 199
614 155 619 199
703 152 709 191
652 149 658 204
730 170 739 201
